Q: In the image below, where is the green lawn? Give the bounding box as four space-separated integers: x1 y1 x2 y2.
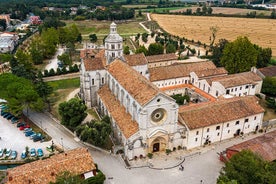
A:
64 20 146 36
47 78 80 119
47 78 80 91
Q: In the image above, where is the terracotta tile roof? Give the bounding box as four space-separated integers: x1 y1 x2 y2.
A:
227 130 276 161
160 84 216 102
207 72 262 88
80 49 97 59
146 53 178 63
6 148 96 184
98 85 139 138
107 59 160 106
178 96 264 130
258 66 276 77
149 61 217 81
83 57 105 71
125 53 148 66
194 67 228 79
83 50 107 71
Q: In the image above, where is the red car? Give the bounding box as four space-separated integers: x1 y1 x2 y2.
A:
19 124 30 131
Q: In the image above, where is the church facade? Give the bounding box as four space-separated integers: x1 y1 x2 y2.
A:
80 23 265 160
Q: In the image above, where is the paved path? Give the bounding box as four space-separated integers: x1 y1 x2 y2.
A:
43 73 79 82
45 47 64 71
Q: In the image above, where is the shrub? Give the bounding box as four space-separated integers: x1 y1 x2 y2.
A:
166 149 172 155
147 153 153 159
49 68 55 76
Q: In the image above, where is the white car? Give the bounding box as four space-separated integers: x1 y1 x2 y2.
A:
0 148 3 157
30 148 36 157
5 149 11 157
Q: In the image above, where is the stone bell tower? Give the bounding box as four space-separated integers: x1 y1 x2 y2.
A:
104 22 124 64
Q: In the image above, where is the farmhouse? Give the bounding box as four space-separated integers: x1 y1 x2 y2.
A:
225 130 276 162
79 22 265 160
5 148 97 184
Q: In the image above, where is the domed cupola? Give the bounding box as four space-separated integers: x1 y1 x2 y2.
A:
105 22 124 64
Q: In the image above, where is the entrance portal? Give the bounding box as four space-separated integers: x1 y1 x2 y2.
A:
150 136 166 153
153 143 160 152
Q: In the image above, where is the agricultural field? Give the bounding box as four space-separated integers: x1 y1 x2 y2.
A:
170 7 272 16
64 20 146 39
139 6 189 13
151 14 276 56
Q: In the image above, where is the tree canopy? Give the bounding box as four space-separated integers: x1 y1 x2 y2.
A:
58 98 87 130
220 36 258 74
217 150 276 184
76 116 111 147
0 73 44 116
148 43 164 56
261 77 276 96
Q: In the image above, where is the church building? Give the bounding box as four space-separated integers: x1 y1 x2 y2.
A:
79 22 265 160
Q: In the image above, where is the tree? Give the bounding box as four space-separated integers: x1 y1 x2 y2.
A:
89 34 97 43
209 26 219 49
212 39 229 67
271 10 276 19
148 43 164 56
123 46 130 55
220 36 258 74
261 77 276 96
254 45 272 68
50 171 83 184
135 45 148 56
202 5 207 15
12 50 36 81
0 73 44 116
217 150 276 184
166 43 176 54
207 7 213 15
57 53 71 66
29 39 43 65
0 19 7 30
76 116 111 147
58 98 87 130
35 78 53 110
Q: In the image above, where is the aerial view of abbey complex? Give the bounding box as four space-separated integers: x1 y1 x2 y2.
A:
0 0 276 183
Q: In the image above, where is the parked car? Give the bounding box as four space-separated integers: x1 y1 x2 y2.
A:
23 128 32 132
30 148 36 157
0 148 3 157
30 133 40 139
25 131 35 137
16 122 26 128
33 135 44 142
5 149 11 157
3 113 12 118
5 114 14 120
19 124 30 131
21 151 27 159
1 111 8 116
37 148 43 157
11 117 19 123
11 151 17 159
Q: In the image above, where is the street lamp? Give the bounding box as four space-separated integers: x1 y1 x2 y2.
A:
61 137 64 151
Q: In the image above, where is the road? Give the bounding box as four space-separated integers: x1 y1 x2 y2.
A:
45 47 64 71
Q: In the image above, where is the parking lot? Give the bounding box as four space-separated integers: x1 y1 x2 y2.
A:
0 110 52 160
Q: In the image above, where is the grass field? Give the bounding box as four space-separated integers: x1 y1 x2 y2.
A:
171 7 272 16
151 14 276 56
47 78 80 119
64 20 146 37
140 6 188 13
